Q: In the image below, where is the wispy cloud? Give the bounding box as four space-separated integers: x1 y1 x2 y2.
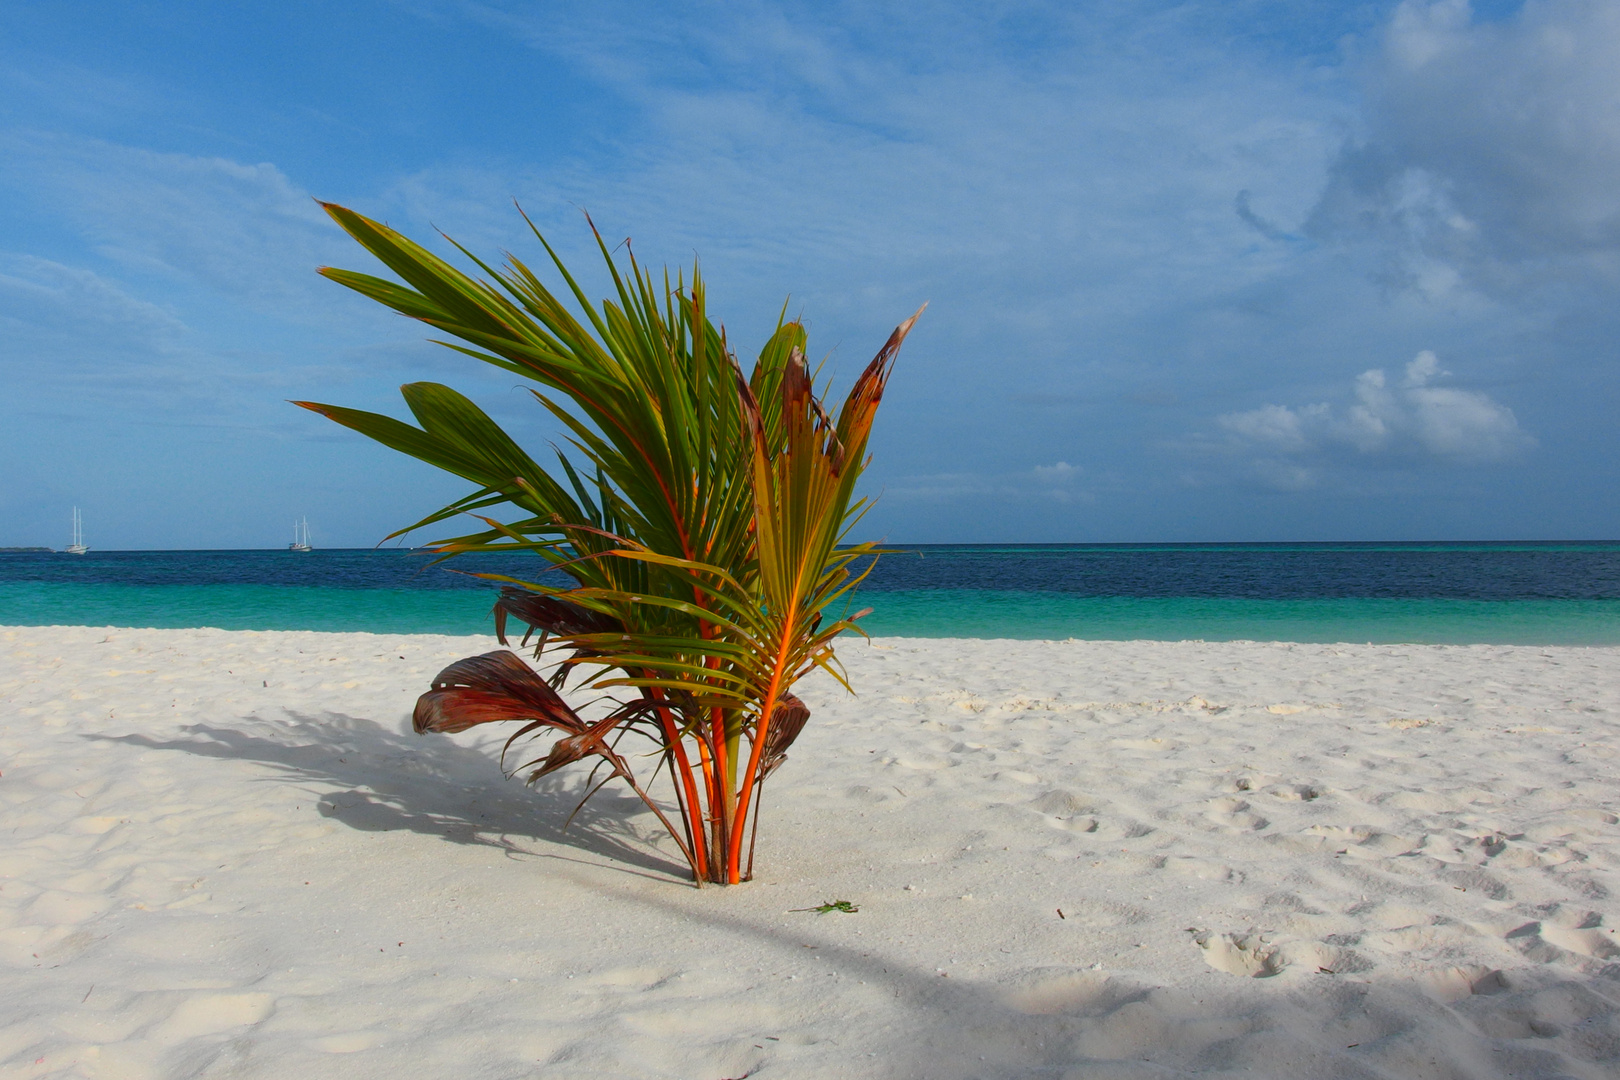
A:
0 250 299 429
0 252 186 350
389 1 1351 337
0 131 359 316
890 460 1090 506
0 252 202 405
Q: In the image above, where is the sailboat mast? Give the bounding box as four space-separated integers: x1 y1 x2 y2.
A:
66 507 88 554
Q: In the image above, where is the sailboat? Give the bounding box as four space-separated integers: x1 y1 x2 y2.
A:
65 507 88 555
288 517 312 552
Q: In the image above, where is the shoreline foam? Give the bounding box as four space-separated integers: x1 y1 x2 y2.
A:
3 626 1618 1077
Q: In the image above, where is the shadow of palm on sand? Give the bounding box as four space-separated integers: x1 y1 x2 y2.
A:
89 707 691 882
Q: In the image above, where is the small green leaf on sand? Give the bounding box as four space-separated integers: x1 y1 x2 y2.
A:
792 900 859 914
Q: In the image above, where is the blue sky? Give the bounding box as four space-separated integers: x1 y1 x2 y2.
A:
2 0 1616 548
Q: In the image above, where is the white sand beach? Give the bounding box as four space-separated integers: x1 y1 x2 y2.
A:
3 625 1619 1079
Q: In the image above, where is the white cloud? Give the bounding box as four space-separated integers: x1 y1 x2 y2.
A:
1033 461 1081 483
1216 403 1321 454
1310 0 1620 293
1218 350 1533 471
1031 460 1086 503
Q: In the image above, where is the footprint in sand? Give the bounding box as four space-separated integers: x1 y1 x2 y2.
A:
1370 923 1456 953
1203 796 1269 832
1305 824 1416 859
1540 923 1620 960
1030 789 1103 833
23 889 113 926
1004 971 1143 1016
149 992 275 1044
1422 965 1510 1003
315 1031 386 1053
1265 783 1321 802
1507 918 1620 963
585 966 679 990
1162 855 1244 883
1195 932 1360 978
1194 932 1285 977
1440 866 1512 900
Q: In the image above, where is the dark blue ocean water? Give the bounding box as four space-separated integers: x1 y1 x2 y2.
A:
1 543 1617 644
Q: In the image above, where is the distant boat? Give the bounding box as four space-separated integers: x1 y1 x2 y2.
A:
288 517 313 552
65 507 88 555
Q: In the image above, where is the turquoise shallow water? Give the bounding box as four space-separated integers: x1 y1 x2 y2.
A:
2 580 1617 645
854 590 1620 645
0 582 490 636
3 544 1617 643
